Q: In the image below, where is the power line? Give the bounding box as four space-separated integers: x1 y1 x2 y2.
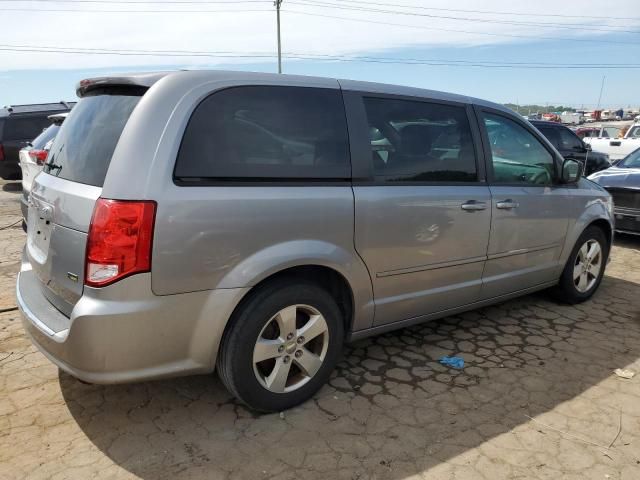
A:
2 43 640 68
287 0 640 34
332 0 640 23
0 0 269 2
0 7 271 12
284 9 640 46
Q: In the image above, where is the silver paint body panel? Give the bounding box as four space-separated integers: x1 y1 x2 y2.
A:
17 70 614 383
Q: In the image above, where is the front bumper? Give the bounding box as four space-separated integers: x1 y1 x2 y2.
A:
17 251 248 384
613 207 640 235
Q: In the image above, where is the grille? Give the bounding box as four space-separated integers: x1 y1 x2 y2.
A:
606 188 640 211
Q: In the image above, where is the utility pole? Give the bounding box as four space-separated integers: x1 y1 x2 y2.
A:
596 75 605 111
275 0 283 73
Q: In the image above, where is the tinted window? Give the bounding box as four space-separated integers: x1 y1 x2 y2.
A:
483 113 555 185
44 90 142 187
537 127 561 149
363 97 477 182
558 128 583 150
31 124 60 150
4 116 51 141
175 86 350 180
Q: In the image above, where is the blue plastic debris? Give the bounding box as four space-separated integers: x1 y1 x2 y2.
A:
439 356 464 369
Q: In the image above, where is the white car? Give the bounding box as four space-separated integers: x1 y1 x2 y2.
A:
583 124 640 162
19 113 67 194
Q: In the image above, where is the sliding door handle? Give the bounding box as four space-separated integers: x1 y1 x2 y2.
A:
496 199 519 210
461 201 487 211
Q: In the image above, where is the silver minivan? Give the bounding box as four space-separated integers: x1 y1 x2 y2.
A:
17 71 614 412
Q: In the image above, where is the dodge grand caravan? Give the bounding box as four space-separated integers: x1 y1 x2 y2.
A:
17 71 614 412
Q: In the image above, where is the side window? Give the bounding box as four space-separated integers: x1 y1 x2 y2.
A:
558 128 583 150
483 113 555 185
175 86 350 180
362 97 477 182
537 127 560 150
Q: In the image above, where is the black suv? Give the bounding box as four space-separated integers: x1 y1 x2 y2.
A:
0 102 75 180
530 120 610 177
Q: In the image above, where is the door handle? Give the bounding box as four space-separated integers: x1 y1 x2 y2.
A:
496 199 519 210
461 201 487 211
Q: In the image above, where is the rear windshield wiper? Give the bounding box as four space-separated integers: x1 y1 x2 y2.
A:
44 161 62 172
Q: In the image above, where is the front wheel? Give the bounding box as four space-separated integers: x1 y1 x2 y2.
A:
552 226 609 304
217 280 344 412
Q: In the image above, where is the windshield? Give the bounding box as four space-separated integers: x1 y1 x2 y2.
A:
620 148 640 168
43 89 143 186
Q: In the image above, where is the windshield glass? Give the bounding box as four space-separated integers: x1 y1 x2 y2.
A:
43 89 143 186
620 148 640 168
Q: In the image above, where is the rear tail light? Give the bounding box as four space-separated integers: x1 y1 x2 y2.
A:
0 143 4 161
85 199 156 287
28 149 48 165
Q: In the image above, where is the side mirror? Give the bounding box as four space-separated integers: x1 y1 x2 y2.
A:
584 142 592 151
562 158 582 183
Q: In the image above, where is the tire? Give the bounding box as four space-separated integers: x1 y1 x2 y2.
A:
552 226 609 304
217 278 344 412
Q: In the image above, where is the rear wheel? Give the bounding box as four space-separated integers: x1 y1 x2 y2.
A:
217 279 344 412
552 226 608 304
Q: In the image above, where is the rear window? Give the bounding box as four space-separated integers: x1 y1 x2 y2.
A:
44 89 143 187
174 86 350 181
31 124 60 150
4 115 51 141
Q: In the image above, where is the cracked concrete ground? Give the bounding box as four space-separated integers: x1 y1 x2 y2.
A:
1 178 639 480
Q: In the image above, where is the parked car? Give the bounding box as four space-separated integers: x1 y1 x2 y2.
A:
0 102 75 180
17 71 613 412
19 113 68 221
530 120 610 176
585 123 640 161
576 125 623 143
588 147 640 235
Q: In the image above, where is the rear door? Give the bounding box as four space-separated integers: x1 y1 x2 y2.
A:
347 92 492 326
477 108 569 299
27 90 144 317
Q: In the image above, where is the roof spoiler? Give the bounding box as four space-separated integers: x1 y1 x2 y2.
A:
76 72 170 97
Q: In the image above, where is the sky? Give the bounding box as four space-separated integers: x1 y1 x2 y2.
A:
1 0 640 108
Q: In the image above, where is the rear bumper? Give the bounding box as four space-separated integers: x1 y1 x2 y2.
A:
17 251 248 384
20 191 28 222
0 161 21 180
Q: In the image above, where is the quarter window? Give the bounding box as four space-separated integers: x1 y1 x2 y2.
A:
175 86 350 181
362 97 478 182
483 113 555 185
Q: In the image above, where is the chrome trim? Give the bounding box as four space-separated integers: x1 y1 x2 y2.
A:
460 201 487 211
495 199 520 210
615 228 640 236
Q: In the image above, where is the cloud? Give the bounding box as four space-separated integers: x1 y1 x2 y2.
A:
0 0 638 70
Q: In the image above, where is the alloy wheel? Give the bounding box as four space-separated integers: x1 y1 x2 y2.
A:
252 304 330 393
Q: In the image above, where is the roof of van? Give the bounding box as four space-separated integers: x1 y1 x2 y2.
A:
75 70 512 113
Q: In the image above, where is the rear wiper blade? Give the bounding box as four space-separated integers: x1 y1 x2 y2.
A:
44 161 62 171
